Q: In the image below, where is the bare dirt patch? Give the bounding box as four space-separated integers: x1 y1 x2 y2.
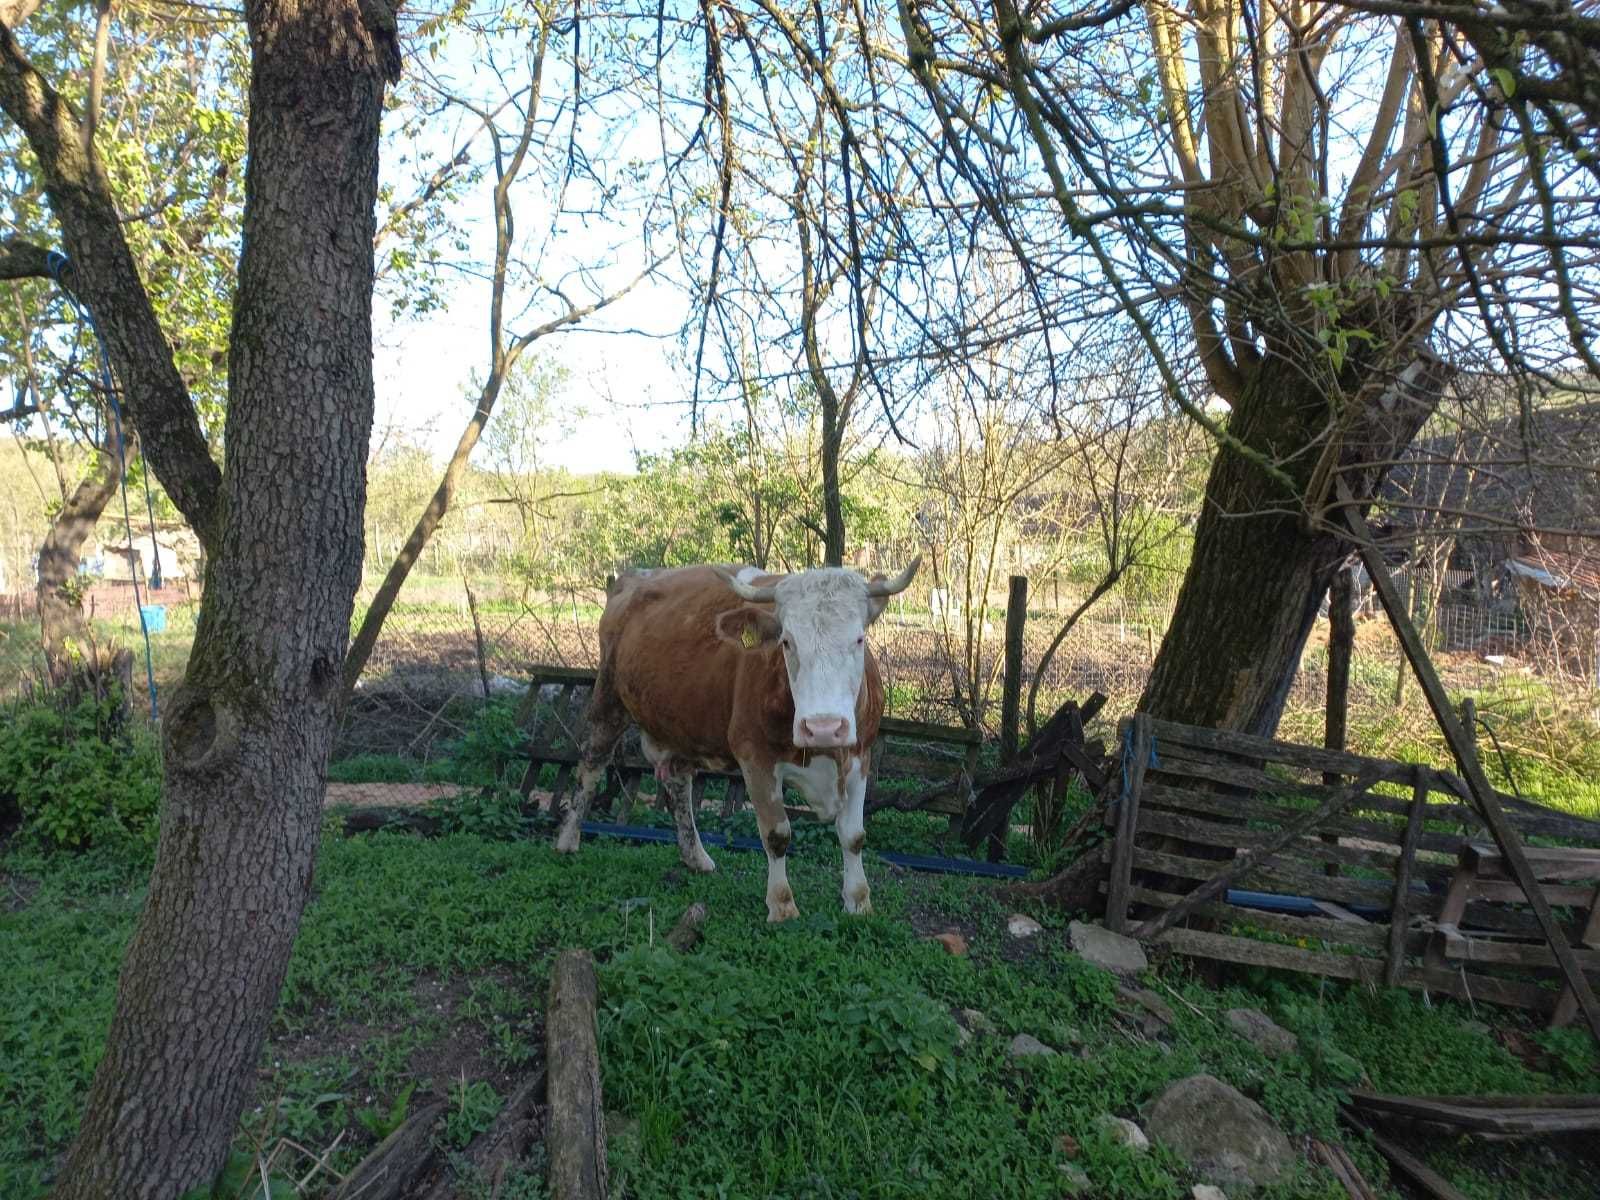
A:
324 782 467 809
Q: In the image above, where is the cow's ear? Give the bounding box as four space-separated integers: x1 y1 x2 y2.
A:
715 605 783 650
866 575 892 624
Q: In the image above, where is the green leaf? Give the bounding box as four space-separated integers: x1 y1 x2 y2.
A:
1491 67 1516 98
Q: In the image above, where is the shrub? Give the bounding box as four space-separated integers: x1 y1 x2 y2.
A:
0 688 162 850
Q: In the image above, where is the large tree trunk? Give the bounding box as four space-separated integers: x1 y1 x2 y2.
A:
34 438 125 688
1140 356 1439 737
48 1 391 1195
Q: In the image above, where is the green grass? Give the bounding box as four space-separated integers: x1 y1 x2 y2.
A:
4 829 1595 1200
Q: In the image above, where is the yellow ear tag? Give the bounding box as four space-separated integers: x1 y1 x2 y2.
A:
740 623 759 649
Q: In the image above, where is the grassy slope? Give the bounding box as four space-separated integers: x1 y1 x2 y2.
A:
3 830 1596 1200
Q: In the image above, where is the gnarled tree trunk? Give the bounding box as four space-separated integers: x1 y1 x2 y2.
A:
1140 355 1442 737
34 437 125 689
41 0 395 1194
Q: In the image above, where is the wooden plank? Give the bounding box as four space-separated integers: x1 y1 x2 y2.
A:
1435 929 1600 971
880 715 982 745
1158 929 1552 1011
1432 769 1600 842
1131 766 1387 940
1336 478 1600 1043
1151 753 1476 826
1350 1090 1600 1112
1119 883 1397 950
1553 882 1600 1027
1386 767 1432 988
1131 846 1410 908
1461 842 1600 883
1348 1093 1600 1135
1341 1111 1471 1200
1157 926 1387 983
1135 808 1454 880
1425 858 1478 973
1139 781 1469 855
1143 716 1417 782
1106 715 1150 933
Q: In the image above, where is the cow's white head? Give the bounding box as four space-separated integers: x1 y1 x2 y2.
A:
716 559 920 749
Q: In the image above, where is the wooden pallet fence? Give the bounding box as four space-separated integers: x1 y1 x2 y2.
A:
512 666 981 822
1100 714 1600 1022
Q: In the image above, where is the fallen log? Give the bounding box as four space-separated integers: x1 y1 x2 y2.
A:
547 950 607 1200
419 1070 546 1200
331 1094 447 1200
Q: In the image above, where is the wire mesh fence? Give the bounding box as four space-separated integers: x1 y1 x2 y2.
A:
3 563 1595 814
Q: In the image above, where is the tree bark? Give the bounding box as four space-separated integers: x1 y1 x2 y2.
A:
34 437 125 688
47 0 393 1195
1140 355 1439 737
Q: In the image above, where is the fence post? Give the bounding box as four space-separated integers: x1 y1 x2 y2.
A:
1000 575 1028 765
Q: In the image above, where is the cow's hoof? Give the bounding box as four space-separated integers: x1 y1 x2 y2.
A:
683 849 717 874
767 900 801 923
844 894 873 916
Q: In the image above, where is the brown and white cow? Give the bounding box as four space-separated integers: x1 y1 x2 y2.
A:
553 558 920 921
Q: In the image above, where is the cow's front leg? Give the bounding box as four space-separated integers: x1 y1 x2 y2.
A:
836 754 871 915
745 762 799 923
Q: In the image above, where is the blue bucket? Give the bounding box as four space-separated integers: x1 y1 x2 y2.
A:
139 604 167 634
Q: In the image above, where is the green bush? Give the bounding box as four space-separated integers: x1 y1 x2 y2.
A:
0 689 162 850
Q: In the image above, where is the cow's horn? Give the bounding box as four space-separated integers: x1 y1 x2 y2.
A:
865 555 922 598
718 567 778 603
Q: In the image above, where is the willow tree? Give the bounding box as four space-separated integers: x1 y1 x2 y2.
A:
1 0 401 1193
893 0 1596 734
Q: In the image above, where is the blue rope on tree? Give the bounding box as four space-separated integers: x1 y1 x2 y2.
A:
46 250 160 720
1118 720 1159 802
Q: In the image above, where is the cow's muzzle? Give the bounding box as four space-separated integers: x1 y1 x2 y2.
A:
795 714 851 749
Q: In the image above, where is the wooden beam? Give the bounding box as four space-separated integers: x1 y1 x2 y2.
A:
999 575 1027 764
1385 766 1431 988
1105 714 1150 933
1333 477 1600 1044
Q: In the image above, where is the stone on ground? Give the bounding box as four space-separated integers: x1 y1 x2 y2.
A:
1146 1075 1294 1190
1058 1163 1092 1194
1008 1033 1058 1059
1095 1114 1150 1151
1225 1008 1298 1058
958 1007 993 1033
1007 912 1044 938
926 931 968 956
1067 920 1148 974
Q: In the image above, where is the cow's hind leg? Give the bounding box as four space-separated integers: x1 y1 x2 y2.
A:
661 769 716 874
641 735 715 873
554 671 626 854
745 762 799 923
836 754 871 915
